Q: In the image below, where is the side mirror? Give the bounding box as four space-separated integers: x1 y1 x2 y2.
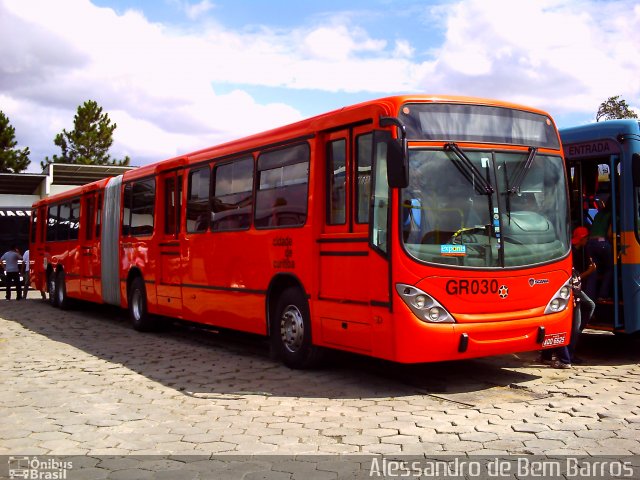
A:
632 153 640 187
379 116 409 189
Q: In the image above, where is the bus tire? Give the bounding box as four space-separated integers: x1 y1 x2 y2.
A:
129 277 153 331
273 287 323 369
55 270 70 310
48 271 58 307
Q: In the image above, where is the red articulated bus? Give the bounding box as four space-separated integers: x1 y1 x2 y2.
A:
30 95 573 368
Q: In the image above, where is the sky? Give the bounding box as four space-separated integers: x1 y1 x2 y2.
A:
1 0 639 172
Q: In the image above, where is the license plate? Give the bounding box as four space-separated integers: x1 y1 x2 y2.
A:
542 332 567 348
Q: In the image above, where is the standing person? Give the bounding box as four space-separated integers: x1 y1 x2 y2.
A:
1 245 23 301
585 201 613 301
568 226 597 364
22 249 31 299
538 226 597 369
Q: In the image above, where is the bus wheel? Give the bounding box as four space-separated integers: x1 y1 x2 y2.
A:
48 272 58 307
273 287 323 369
56 270 70 310
129 277 153 331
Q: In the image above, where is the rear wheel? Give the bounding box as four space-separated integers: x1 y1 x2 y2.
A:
55 270 70 310
129 277 153 331
272 287 323 369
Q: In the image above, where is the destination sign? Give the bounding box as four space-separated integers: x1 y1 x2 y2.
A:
564 139 619 159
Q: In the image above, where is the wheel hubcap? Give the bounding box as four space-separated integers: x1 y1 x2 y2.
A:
280 305 304 353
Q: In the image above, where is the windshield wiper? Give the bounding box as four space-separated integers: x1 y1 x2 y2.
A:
444 143 494 195
507 147 537 194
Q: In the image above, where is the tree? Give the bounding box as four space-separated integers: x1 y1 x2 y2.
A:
41 100 130 169
0 111 31 173
596 96 638 122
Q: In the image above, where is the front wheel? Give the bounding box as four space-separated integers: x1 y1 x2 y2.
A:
272 287 323 369
129 277 154 331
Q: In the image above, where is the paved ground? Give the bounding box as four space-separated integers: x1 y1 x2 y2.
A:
0 298 639 478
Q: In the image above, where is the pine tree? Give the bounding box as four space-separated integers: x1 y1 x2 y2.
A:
0 111 31 173
41 100 130 169
596 96 638 122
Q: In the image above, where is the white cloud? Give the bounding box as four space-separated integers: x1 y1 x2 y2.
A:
0 0 638 172
393 40 414 59
425 0 640 116
184 0 214 20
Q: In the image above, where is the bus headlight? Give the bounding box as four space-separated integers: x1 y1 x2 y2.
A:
544 278 572 314
559 286 571 299
396 284 455 323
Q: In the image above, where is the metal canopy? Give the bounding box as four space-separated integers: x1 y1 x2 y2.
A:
49 164 135 186
0 173 46 195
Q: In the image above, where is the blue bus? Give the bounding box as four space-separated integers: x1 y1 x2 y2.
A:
560 120 640 334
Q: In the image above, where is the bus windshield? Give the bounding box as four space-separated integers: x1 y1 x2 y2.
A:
401 148 570 268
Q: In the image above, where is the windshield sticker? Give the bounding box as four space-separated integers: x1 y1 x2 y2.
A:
441 245 466 256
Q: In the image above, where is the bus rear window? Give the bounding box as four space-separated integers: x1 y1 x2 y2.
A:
399 103 560 149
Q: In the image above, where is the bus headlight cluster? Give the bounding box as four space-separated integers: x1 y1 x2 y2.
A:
396 284 455 323
544 279 572 314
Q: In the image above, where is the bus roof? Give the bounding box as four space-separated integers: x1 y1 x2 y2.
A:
35 94 556 207
560 119 640 143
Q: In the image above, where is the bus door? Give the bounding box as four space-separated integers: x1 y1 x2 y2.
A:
628 152 640 333
157 171 183 315
317 125 390 354
568 153 623 329
609 155 623 330
79 192 99 298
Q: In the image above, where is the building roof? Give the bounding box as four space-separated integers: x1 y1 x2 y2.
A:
0 164 137 197
0 173 46 195
47 163 135 186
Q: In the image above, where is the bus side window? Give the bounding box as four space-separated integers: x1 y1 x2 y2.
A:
69 199 80 240
85 195 94 241
47 205 58 242
122 178 156 237
186 167 211 233
58 203 71 241
165 176 178 235
356 133 372 224
122 183 132 236
130 178 156 237
327 139 346 225
30 209 38 244
255 143 309 229
96 193 102 239
371 138 389 254
212 156 253 232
